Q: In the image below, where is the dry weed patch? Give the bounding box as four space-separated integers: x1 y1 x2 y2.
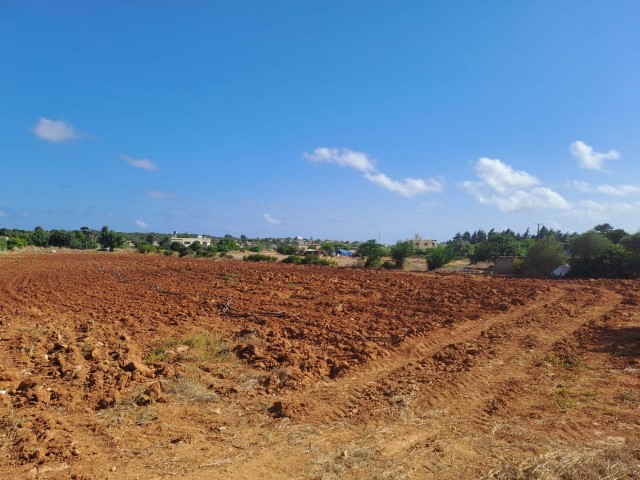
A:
486 445 640 480
146 332 230 363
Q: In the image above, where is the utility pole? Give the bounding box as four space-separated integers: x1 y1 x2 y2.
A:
536 223 542 237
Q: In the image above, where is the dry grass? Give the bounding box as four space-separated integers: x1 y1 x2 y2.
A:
486 445 640 480
311 432 414 480
164 377 217 403
146 332 230 363
96 400 158 427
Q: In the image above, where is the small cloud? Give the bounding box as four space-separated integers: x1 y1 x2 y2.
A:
566 200 638 220
475 157 539 193
364 172 443 197
120 155 158 171
595 184 640 197
422 201 442 208
32 117 80 142
570 140 619 171
462 158 569 212
263 213 281 225
304 147 375 173
134 220 148 229
304 147 443 197
147 190 176 200
569 180 592 193
0 210 6 217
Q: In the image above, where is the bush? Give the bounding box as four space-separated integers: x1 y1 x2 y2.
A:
569 231 611 259
620 232 640 253
281 255 303 264
389 240 414 269
358 240 387 268
425 246 451 270
524 236 567 276
569 245 640 278
302 256 335 266
276 244 299 255
137 244 158 254
281 255 335 266
243 254 277 262
7 237 27 250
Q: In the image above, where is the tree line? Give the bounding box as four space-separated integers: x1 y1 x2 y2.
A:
3 223 639 278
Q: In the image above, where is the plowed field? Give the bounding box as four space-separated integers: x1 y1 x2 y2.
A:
1 252 639 479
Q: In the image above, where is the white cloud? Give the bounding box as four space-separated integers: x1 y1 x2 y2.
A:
475 157 539 193
147 190 175 200
120 155 158 171
32 117 80 142
570 140 620 170
363 172 442 197
565 200 638 220
304 147 375 173
134 220 148 229
304 147 443 197
0 210 6 217
263 213 281 224
569 180 592 192
595 184 640 197
462 158 569 212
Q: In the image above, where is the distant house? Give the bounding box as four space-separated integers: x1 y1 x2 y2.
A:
171 232 213 248
412 234 437 250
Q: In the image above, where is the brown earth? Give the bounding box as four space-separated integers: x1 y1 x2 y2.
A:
0 251 639 479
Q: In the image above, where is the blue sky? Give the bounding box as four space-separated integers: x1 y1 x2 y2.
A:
2 1 639 242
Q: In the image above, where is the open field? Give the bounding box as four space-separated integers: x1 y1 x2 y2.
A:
1 252 639 479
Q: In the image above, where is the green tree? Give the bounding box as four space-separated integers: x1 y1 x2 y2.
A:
605 228 627 244
447 239 474 259
523 236 567 276
389 240 414 269
276 244 298 255
99 226 125 251
31 226 50 247
49 230 71 248
80 226 92 249
593 223 613 234
217 237 238 253
189 240 202 252
569 230 611 259
470 233 524 262
320 242 335 252
621 232 640 253
425 246 451 270
358 239 386 268
158 236 172 249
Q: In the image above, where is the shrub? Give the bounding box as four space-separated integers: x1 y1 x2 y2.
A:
425 246 451 270
389 240 414 269
276 244 299 255
243 254 277 262
137 244 158 254
569 244 640 278
569 231 611 259
7 237 27 250
524 236 567 276
358 240 387 268
302 256 335 266
282 255 335 266
281 255 303 264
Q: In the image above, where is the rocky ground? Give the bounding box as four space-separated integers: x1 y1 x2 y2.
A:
1 251 639 479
